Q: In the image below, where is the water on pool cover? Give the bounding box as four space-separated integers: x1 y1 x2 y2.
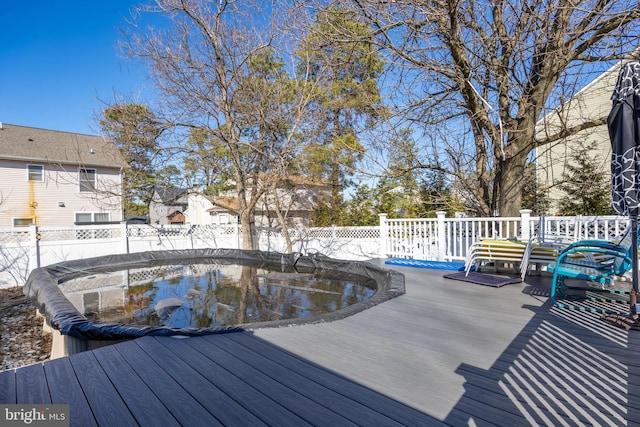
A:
58 261 377 328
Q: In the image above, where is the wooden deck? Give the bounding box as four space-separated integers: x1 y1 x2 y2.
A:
2 259 640 426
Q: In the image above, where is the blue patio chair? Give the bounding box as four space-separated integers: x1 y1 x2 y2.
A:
546 226 635 314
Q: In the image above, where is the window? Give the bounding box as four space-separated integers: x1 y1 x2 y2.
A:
75 213 93 223
79 168 96 192
75 212 110 224
94 212 110 222
27 165 43 182
13 218 34 227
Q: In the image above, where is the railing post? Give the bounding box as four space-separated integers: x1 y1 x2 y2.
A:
379 213 388 258
520 209 532 241
577 215 584 240
436 211 446 261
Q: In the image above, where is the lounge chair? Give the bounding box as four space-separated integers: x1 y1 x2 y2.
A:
464 238 527 277
546 227 635 314
520 234 574 281
520 244 563 281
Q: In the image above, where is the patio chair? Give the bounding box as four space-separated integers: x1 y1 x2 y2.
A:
546 227 635 314
520 232 576 281
464 238 528 277
520 243 564 281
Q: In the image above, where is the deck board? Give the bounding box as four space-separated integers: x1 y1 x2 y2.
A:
133 335 266 426
166 334 355 426
91 344 180 426
152 335 309 426
188 333 404 426
67 350 138 426
1 259 639 426
0 369 16 404
220 332 437 425
16 363 50 404
43 357 97 427
112 339 222 426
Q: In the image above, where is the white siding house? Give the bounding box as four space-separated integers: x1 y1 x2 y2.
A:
535 62 621 213
184 193 239 226
172 177 330 227
0 123 127 227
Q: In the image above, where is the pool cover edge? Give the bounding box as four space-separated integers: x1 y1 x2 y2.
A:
24 249 405 340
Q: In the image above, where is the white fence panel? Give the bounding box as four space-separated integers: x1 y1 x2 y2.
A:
38 238 123 267
0 211 633 288
299 226 380 260
36 224 126 268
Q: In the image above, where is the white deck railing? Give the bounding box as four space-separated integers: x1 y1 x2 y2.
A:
0 210 630 288
381 211 629 262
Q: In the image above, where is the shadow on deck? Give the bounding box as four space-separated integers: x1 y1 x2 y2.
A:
449 286 640 425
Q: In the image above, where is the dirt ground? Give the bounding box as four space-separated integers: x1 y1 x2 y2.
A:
0 286 52 371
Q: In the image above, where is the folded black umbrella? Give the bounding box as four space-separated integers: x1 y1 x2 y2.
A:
608 60 640 317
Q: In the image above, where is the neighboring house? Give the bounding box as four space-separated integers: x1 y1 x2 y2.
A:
149 186 188 225
184 193 239 226
535 62 621 214
205 195 240 225
254 175 331 228
0 123 127 228
177 176 330 227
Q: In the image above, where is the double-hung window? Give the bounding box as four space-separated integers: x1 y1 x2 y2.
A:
79 168 96 192
75 212 110 224
27 164 43 182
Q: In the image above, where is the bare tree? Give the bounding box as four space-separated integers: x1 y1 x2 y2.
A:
122 0 315 249
0 193 31 286
342 0 640 216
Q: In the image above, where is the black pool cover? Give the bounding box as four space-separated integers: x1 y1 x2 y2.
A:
24 249 405 341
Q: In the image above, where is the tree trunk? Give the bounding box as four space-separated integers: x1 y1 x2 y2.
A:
271 192 293 253
497 152 528 217
239 210 254 250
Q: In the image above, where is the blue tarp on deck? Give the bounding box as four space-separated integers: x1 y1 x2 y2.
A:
385 258 466 271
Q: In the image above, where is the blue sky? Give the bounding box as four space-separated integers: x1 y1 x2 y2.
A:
0 1 153 135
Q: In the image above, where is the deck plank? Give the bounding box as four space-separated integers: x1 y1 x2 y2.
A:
152 336 310 426
167 334 357 426
224 332 443 425
0 369 16 404
113 339 222 426
43 357 97 427
133 336 267 426
15 363 49 404
91 344 180 426
68 350 137 426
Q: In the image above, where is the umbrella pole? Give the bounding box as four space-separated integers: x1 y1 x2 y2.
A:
632 215 639 317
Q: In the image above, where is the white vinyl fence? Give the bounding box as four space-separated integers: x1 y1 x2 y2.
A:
0 210 630 288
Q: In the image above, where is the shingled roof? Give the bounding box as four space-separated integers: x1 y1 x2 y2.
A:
0 123 127 168
154 186 188 204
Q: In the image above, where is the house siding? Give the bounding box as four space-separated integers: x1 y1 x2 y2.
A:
535 63 620 214
0 159 123 227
